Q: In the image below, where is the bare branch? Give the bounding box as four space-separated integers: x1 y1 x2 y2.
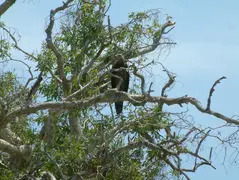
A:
78 43 108 83
195 130 210 157
133 66 146 94
45 0 74 93
160 65 176 97
0 58 35 90
46 66 62 84
164 158 190 180
65 78 96 101
147 82 154 95
0 25 38 60
206 76 226 111
0 125 22 145
4 88 239 127
127 21 176 59
0 0 16 17
0 58 34 79
0 139 32 156
110 141 143 157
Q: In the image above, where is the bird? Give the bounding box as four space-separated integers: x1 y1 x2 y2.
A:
111 55 130 115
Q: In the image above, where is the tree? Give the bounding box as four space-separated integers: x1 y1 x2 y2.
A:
0 0 238 179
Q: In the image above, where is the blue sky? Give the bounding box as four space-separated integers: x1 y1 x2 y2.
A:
2 0 239 179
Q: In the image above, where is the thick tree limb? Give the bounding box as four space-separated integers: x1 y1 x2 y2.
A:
0 0 16 17
3 89 239 128
0 139 32 156
39 115 54 146
68 111 81 137
40 110 64 145
0 125 22 145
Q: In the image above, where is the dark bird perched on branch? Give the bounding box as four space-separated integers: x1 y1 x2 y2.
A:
26 72 43 102
111 55 130 115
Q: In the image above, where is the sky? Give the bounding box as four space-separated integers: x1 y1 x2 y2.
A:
1 0 239 179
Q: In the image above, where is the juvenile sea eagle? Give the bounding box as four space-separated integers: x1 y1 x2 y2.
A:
111 55 130 115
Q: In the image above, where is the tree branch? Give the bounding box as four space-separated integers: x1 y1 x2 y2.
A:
45 0 74 94
133 66 146 94
40 171 57 180
77 44 107 84
0 25 38 61
0 0 16 17
3 88 239 128
127 21 176 59
206 76 226 111
45 151 66 180
0 139 32 156
88 21 176 77
64 78 96 101
26 72 43 102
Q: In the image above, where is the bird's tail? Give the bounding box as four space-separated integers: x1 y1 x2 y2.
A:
115 101 123 115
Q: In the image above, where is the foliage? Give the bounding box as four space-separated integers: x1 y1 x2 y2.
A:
0 0 237 180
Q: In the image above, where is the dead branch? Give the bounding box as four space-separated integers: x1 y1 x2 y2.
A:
0 0 16 17
45 0 74 94
46 66 62 84
206 76 226 111
164 158 190 180
91 20 176 76
147 82 154 95
127 20 176 59
0 25 38 61
0 139 32 156
64 78 96 100
0 58 35 91
110 141 143 157
77 44 108 84
0 125 22 145
157 64 176 111
133 65 146 94
160 66 176 97
4 86 239 128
